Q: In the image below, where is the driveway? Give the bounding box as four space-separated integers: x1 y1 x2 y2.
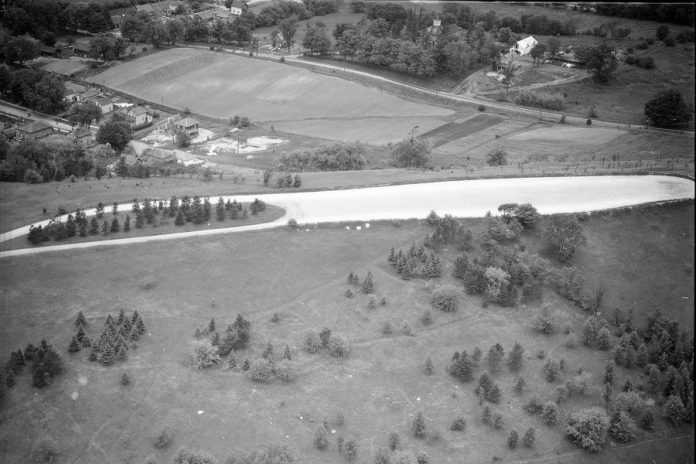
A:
0 175 693 258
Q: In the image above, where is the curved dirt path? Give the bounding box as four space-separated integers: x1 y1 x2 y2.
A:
0 175 693 258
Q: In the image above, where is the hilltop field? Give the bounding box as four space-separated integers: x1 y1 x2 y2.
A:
0 200 693 463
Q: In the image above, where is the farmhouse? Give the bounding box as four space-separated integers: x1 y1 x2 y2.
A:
510 36 538 55
175 118 200 137
115 106 153 129
94 97 114 115
16 121 53 141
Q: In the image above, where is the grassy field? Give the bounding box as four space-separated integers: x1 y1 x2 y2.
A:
521 39 695 128
86 48 455 143
0 201 693 463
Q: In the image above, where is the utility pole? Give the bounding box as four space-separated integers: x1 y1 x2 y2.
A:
410 125 420 144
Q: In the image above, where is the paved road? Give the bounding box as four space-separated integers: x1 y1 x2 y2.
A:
1 175 693 258
0 100 75 132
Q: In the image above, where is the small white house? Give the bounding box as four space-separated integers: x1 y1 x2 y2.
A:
510 36 538 55
94 97 114 115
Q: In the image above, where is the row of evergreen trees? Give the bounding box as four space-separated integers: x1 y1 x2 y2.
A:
193 315 252 357
388 242 443 280
4 339 63 389
27 196 268 245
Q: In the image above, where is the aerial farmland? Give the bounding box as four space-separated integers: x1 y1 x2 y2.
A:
0 1 694 464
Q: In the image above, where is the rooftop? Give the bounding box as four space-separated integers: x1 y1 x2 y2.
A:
176 117 199 127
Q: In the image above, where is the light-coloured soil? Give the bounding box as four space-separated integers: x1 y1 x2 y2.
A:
508 126 625 144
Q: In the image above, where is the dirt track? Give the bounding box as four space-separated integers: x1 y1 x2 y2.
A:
1 175 693 258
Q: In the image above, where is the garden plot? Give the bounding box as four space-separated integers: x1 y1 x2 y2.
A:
421 114 504 147
508 126 624 145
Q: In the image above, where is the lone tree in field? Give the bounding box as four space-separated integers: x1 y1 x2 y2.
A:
644 90 692 128
507 342 524 371
507 429 519 449
361 271 374 294
314 423 329 450
544 216 585 262
431 285 459 312
486 148 507 166
523 427 536 447
390 138 432 168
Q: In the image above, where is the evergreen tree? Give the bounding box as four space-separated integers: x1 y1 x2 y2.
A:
102 220 109 235
68 336 81 353
262 343 274 360
481 405 492 424
388 247 395 262
124 214 131 232
100 343 114 366
361 271 374 294
487 343 505 374
24 344 36 361
508 342 524 371
319 328 332 348
88 348 98 362
314 423 329 450
508 429 519 449
472 347 482 366
79 220 87 237
89 217 99 235
116 309 125 325
75 310 87 329
110 217 120 233
66 214 76 237
136 210 145 228
283 345 292 360
424 357 434 376
242 359 250 371
604 359 615 385
602 383 613 404
5 372 16 388
32 362 51 387
121 372 130 386
412 412 426 438
115 344 128 362
210 331 220 347
208 318 216 333
514 377 526 395
216 198 225 221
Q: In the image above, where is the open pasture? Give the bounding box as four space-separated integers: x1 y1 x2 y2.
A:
0 202 693 463
87 48 455 143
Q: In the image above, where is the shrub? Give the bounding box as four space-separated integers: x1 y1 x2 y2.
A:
412 412 427 438
274 359 296 382
478 104 486 112
344 436 358 461
541 401 559 425
421 311 433 326
507 430 519 449
566 333 578 348
190 339 220 369
287 218 298 229
609 411 636 443
314 424 329 450
524 397 543 415
645 89 692 128
543 358 560 382
514 91 565 111
663 395 686 426
565 407 609 452
451 418 466 431
388 431 401 451
523 427 536 447
303 331 322 353
121 372 130 386
328 336 350 358
172 447 218 464
154 429 171 449
248 358 274 383
533 303 554 334
639 408 656 430
637 56 655 69
431 285 460 312
624 55 638 65
663 37 675 46
492 414 504 429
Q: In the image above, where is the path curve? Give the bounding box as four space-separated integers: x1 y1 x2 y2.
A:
0 175 693 258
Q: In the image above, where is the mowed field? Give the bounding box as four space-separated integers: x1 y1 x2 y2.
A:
0 202 693 463
87 48 455 143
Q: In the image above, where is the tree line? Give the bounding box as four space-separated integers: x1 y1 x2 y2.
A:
0 137 93 183
0 65 65 113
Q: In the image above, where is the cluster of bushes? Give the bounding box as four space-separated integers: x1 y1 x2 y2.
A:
255 0 312 27
2 0 114 37
0 136 93 183
424 212 474 250
390 139 432 168
303 328 350 358
624 55 655 69
171 443 294 464
83 310 146 367
388 242 443 280
513 91 566 111
277 142 366 172
4 339 63 389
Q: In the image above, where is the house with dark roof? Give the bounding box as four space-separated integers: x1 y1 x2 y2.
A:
17 121 53 141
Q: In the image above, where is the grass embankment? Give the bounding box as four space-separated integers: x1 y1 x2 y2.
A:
0 200 693 463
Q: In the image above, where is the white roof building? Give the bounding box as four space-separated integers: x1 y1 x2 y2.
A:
510 36 538 55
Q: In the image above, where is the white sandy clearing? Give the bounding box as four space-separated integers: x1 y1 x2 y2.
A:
508 126 624 145
191 128 215 144
198 136 286 156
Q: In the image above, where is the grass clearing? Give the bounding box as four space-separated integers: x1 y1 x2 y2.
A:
87 48 455 143
0 202 693 463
